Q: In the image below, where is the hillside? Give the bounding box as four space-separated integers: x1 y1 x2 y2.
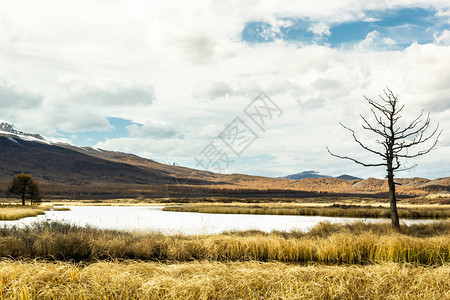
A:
0 123 448 199
281 171 362 181
281 171 331 180
207 174 449 196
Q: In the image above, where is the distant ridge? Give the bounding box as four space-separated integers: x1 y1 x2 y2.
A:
0 120 447 199
281 171 361 181
336 174 362 180
0 122 44 140
281 171 331 180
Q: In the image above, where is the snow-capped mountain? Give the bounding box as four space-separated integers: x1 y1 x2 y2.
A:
0 121 44 141
0 120 446 199
281 171 332 180
0 121 74 145
0 120 214 197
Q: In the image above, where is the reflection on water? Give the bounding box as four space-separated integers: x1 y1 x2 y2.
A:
0 206 438 235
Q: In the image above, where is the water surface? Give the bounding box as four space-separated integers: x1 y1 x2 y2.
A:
0 206 438 235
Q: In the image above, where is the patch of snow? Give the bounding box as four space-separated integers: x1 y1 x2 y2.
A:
13 134 50 144
45 136 73 145
7 137 19 144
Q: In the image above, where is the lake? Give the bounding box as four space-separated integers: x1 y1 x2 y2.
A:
0 205 438 235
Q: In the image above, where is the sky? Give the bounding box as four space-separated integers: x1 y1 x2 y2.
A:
0 0 449 179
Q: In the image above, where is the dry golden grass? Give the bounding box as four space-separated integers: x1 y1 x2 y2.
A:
1 221 449 264
20 195 449 206
0 205 46 221
164 203 450 219
51 207 71 211
1 221 449 298
46 201 165 206
0 260 448 299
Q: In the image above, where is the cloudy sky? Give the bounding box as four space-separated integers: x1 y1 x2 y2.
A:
0 0 449 179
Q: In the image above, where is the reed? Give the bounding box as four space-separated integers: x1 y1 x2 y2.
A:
0 221 449 264
163 203 450 219
0 205 46 220
52 207 71 211
0 260 448 299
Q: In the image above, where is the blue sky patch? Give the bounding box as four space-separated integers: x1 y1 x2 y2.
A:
241 7 448 49
241 19 315 43
59 117 135 146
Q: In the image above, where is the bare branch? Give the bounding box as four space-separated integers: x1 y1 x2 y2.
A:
339 122 387 158
326 147 386 167
375 139 389 152
394 124 440 151
394 104 405 116
396 164 418 172
360 113 386 137
396 129 442 158
395 110 425 136
364 96 391 119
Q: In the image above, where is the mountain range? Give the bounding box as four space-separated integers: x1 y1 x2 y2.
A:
0 121 448 199
281 171 362 181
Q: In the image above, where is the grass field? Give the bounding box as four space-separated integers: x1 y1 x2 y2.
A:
0 205 47 221
51 207 71 211
163 203 450 219
0 260 448 299
1 220 449 298
1 203 449 298
1 221 449 264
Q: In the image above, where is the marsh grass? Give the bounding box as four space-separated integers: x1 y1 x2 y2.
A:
0 221 449 264
0 205 47 221
0 260 449 299
52 207 71 211
163 203 450 219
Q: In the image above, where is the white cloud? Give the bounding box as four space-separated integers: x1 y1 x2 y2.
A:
94 137 196 160
0 0 448 178
352 31 401 51
47 107 112 133
297 97 326 111
127 120 177 138
382 37 397 45
266 19 295 40
436 7 450 21
192 81 236 100
59 75 155 106
308 23 331 37
0 78 42 109
355 30 381 49
363 17 381 22
168 33 219 65
435 29 450 45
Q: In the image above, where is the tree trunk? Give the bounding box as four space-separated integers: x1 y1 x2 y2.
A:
21 183 26 206
387 168 400 229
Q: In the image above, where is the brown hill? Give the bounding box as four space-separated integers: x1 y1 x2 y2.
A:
0 134 448 199
0 136 214 197
205 175 449 196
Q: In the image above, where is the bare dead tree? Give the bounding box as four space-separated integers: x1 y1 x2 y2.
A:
327 88 441 229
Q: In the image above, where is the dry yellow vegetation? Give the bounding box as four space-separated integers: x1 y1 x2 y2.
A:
1 221 449 264
51 207 71 211
0 260 448 299
1 221 449 299
0 205 46 221
164 203 450 219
